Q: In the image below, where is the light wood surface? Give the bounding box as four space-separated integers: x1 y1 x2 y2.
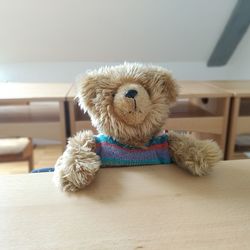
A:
1 160 250 250
67 83 77 99
0 83 71 101
0 83 72 146
227 97 250 159
177 81 232 98
59 102 67 147
0 83 72 103
166 117 224 134
0 103 63 142
0 122 63 141
209 81 250 159
0 102 59 122
237 117 250 134
208 81 250 97
75 121 98 134
188 97 231 152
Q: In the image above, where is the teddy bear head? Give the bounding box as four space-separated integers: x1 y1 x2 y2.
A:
77 63 178 147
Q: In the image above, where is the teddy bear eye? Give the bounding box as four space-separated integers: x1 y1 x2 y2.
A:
112 93 116 98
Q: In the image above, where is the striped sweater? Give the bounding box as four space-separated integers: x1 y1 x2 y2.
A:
95 133 172 166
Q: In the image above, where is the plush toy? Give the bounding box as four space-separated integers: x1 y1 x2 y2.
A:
53 63 222 192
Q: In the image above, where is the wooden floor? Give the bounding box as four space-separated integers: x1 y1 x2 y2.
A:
0 145 62 175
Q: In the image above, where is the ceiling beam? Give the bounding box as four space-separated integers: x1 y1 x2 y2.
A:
207 0 250 67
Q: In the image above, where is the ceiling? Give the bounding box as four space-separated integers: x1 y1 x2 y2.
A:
0 0 248 63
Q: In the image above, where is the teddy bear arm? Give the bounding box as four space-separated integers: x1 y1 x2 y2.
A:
53 130 101 192
168 131 222 176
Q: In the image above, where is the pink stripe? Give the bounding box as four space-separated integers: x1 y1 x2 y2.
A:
96 142 168 152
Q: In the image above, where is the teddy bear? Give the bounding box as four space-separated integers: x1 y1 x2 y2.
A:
53 63 222 192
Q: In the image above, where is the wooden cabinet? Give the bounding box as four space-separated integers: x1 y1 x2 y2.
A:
67 81 231 158
0 83 72 149
208 81 250 159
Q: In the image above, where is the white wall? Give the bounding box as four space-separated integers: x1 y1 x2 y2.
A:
0 59 250 83
0 0 249 81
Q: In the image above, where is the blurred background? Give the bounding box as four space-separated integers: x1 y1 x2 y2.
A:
0 0 249 174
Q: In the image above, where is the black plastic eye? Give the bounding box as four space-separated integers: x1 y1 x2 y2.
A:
112 93 115 97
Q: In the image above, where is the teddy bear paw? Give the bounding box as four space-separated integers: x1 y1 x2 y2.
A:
186 140 223 176
53 155 100 192
53 165 98 192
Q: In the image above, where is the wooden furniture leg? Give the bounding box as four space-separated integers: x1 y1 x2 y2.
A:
68 100 76 136
59 101 67 150
218 97 230 157
226 97 241 160
0 138 33 172
28 154 34 172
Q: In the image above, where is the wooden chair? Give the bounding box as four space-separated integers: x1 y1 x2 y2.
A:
0 138 33 172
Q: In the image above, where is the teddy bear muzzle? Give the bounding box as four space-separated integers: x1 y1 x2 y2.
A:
113 83 152 125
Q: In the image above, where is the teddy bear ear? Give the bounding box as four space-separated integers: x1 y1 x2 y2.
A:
76 73 98 112
160 70 179 103
146 66 179 103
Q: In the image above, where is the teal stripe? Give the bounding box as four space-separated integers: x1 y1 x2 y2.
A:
101 157 171 166
147 134 168 146
95 134 168 149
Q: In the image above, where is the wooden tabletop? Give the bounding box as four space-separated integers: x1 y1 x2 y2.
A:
208 81 250 98
0 83 73 103
67 83 78 100
1 160 250 249
178 81 232 98
67 81 231 100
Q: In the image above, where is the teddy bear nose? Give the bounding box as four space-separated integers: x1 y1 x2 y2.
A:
125 89 138 98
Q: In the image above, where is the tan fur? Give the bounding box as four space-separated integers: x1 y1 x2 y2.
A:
77 63 178 147
53 130 101 192
54 63 222 192
168 131 222 176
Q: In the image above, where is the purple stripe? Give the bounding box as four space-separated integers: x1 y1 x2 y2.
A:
96 144 170 161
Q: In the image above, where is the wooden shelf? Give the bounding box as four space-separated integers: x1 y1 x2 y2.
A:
68 82 231 156
0 122 62 141
73 101 224 135
235 134 250 152
232 152 250 160
0 83 71 147
178 81 232 98
208 81 250 98
208 82 250 159
0 103 59 123
239 98 250 116
237 117 250 134
0 83 72 102
0 102 64 142
166 117 224 134
75 105 90 121
75 121 97 133
169 100 217 118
